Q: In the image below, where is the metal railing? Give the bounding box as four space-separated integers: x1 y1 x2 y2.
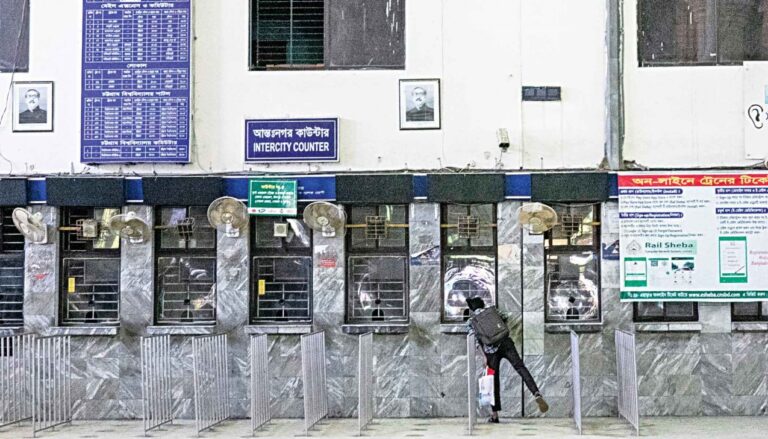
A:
301 331 327 435
0 334 34 429
570 331 582 435
192 334 230 436
141 335 173 435
466 334 477 436
250 334 270 432
32 335 71 437
615 330 640 436
358 332 374 435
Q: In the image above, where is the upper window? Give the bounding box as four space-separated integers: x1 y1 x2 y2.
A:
346 205 408 324
639 0 768 66
544 204 601 324
634 302 699 322
0 207 24 327
441 204 497 323
59 207 121 326
250 211 313 324
249 0 405 70
0 0 30 72
732 302 768 322
155 207 217 325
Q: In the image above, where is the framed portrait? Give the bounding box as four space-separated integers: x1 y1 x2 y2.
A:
399 78 441 130
12 81 53 132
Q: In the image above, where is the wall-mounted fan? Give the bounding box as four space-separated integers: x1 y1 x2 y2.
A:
108 212 151 244
207 196 248 238
517 202 558 234
11 208 47 244
303 202 346 237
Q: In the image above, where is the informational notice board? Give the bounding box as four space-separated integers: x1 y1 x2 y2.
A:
619 173 768 301
81 0 191 163
248 180 298 216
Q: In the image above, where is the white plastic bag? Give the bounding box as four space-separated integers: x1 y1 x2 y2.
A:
478 369 495 408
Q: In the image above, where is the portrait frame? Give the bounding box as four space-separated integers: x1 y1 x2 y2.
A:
12 81 54 133
399 78 441 130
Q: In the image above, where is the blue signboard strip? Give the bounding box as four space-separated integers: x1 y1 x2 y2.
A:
81 0 191 164
125 178 144 202
413 175 428 198
245 118 339 163
27 179 46 204
609 173 619 199
505 174 532 199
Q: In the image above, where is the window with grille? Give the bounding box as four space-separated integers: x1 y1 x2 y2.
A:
346 205 408 323
638 0 768 66
0 207 24 327
441 204 497 323
251 213 312 324
634 302 699 322
155 207 216 325
544 204 601 324
59 207 121 326
249 0 406 70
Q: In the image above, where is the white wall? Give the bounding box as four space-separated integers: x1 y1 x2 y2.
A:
0 0 608 175
622 0 763 168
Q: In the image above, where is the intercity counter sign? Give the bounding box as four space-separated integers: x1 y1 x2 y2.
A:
245 118 339 162
248 180 297 216
619 173 768 301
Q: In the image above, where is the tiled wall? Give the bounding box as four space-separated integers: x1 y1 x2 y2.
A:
15 201 768 420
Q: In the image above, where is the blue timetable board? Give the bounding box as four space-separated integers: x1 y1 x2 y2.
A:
81 0 191 163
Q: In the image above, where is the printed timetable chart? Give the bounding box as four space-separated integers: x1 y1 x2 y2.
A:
81 0 191 163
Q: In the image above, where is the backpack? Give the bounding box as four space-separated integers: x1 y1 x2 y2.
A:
469 306 509 346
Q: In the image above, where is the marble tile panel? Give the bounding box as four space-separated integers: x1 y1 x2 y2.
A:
120 206 154 335
409 397 439 417
216 227 249 331
24 206 58 333
375 397 409 417
699 303 731 334
498 202 522 246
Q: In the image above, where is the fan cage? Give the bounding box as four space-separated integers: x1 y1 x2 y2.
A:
365 216 388 240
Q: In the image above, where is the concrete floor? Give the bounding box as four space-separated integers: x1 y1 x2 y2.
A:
1 417 767 439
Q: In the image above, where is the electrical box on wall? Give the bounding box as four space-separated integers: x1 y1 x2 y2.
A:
744 63 768 159
522 86 561 102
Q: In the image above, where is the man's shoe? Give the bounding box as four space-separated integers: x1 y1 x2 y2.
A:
486 416 499 423
534 393 549 413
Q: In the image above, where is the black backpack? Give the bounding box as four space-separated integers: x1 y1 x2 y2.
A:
469 306 509 346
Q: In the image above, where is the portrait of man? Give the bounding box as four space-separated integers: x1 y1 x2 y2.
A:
406 86 434 122
12 81 53 132
399 79 441 130
18 88 47 124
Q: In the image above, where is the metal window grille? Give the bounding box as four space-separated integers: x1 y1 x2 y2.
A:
347 205 408 250
252 257 312 323
0 207 24 327
156 257 216 325
441 204 496 323
156 207 217 326
251 0 325 70
348 256 407 323
364 216 387 240
60 207 120 326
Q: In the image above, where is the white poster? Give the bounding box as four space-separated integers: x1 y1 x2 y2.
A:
619 173 768 301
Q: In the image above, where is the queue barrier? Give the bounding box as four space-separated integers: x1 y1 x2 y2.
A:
358 332 374 435
141 334 174 435
615 330 640 436
250 334 271 432
0 334 34 429
570 331 582 435
32 335 71 438
192 334 230 436
466 334 478 435
301 331 328 435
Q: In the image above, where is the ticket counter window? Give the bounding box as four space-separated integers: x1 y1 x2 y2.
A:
346 205 409 323
0 207 24 327
251 211 312 324
441 204 496 323
634 302 698 322
155 206 216 325
59 207 121 326
731 302 768 322
544 204 601 323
